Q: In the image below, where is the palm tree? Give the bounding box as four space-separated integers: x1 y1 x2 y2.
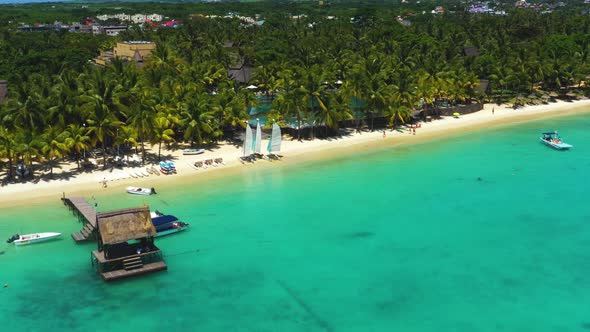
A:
273 68 307 140
114 126 139 160
386 104 412 127
151 116 176 161
127 88 158 163
8 75 50 133
0 125 17 180
14 129 42 171
40 126 69 178
212 83 250 132
47 70 82 128
81 93 124 169
180 91 218 147
299 64 329 139
321 89 353 136
80 70 125 168
64 123 91 170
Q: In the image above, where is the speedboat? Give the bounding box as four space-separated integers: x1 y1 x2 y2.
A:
126 186 156 195
540 131 573 150
151 214 189 237
182 148 205 155
7 232 61 246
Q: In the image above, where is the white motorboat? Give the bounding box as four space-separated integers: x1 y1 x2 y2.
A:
183 148 205 155
126 186 156 195
151 214 190 237
540 131 573 150
7 232 61 246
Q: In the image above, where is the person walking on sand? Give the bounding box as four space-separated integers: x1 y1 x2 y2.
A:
102 177 107 188
383 130 386 138
492 107 495 115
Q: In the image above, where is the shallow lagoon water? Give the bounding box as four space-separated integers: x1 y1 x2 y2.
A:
1 113 590 331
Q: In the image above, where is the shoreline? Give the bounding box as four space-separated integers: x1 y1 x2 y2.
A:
1 100 589 208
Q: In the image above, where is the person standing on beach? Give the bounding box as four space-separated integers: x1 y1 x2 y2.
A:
492 107 495 114
383 130 386 138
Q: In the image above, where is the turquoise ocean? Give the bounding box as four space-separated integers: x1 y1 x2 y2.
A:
1 113 590 331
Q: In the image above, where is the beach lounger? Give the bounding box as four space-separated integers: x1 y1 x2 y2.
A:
214 158 225 166
194 161 204 168
150 166 160 176
239 155 255 164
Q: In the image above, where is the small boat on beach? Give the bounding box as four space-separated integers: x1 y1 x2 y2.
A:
7 232 61 246
182 148 205 155
159 161 172 174
159 161 176 174
126 186 156 195
541 131 573 150
166 161 177 173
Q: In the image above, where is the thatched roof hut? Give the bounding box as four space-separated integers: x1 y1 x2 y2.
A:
92 205 167 281
97 206 156 245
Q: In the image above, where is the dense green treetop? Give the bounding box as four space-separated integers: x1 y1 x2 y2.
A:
1 0 590 178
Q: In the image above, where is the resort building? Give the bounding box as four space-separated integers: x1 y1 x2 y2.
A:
225 41 254 83
0 80 7 103
91 206 167 281
92 25 128 36
228 58 255 84
94 41 156 67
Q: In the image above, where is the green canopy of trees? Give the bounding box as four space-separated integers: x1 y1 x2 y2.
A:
1 0 590 179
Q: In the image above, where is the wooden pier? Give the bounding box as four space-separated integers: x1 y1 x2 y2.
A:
61 195 97 242
91 250 167 282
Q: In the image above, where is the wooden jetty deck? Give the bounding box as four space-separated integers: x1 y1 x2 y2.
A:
92 250 167 281
61 195 97 242
100 262 168 281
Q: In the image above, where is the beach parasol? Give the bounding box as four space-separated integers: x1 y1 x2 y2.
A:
453 112 460 118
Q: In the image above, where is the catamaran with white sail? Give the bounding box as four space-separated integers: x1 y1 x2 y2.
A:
240 122 255 163
267 122 282 160
253 120 263 158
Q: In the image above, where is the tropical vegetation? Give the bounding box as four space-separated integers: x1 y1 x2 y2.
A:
1 0 590 180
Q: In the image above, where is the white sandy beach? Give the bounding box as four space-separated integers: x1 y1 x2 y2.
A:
1 100 589 207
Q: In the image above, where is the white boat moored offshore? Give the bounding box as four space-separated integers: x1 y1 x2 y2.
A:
540 131 573 150
126 186 157 195
7 232 61 246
